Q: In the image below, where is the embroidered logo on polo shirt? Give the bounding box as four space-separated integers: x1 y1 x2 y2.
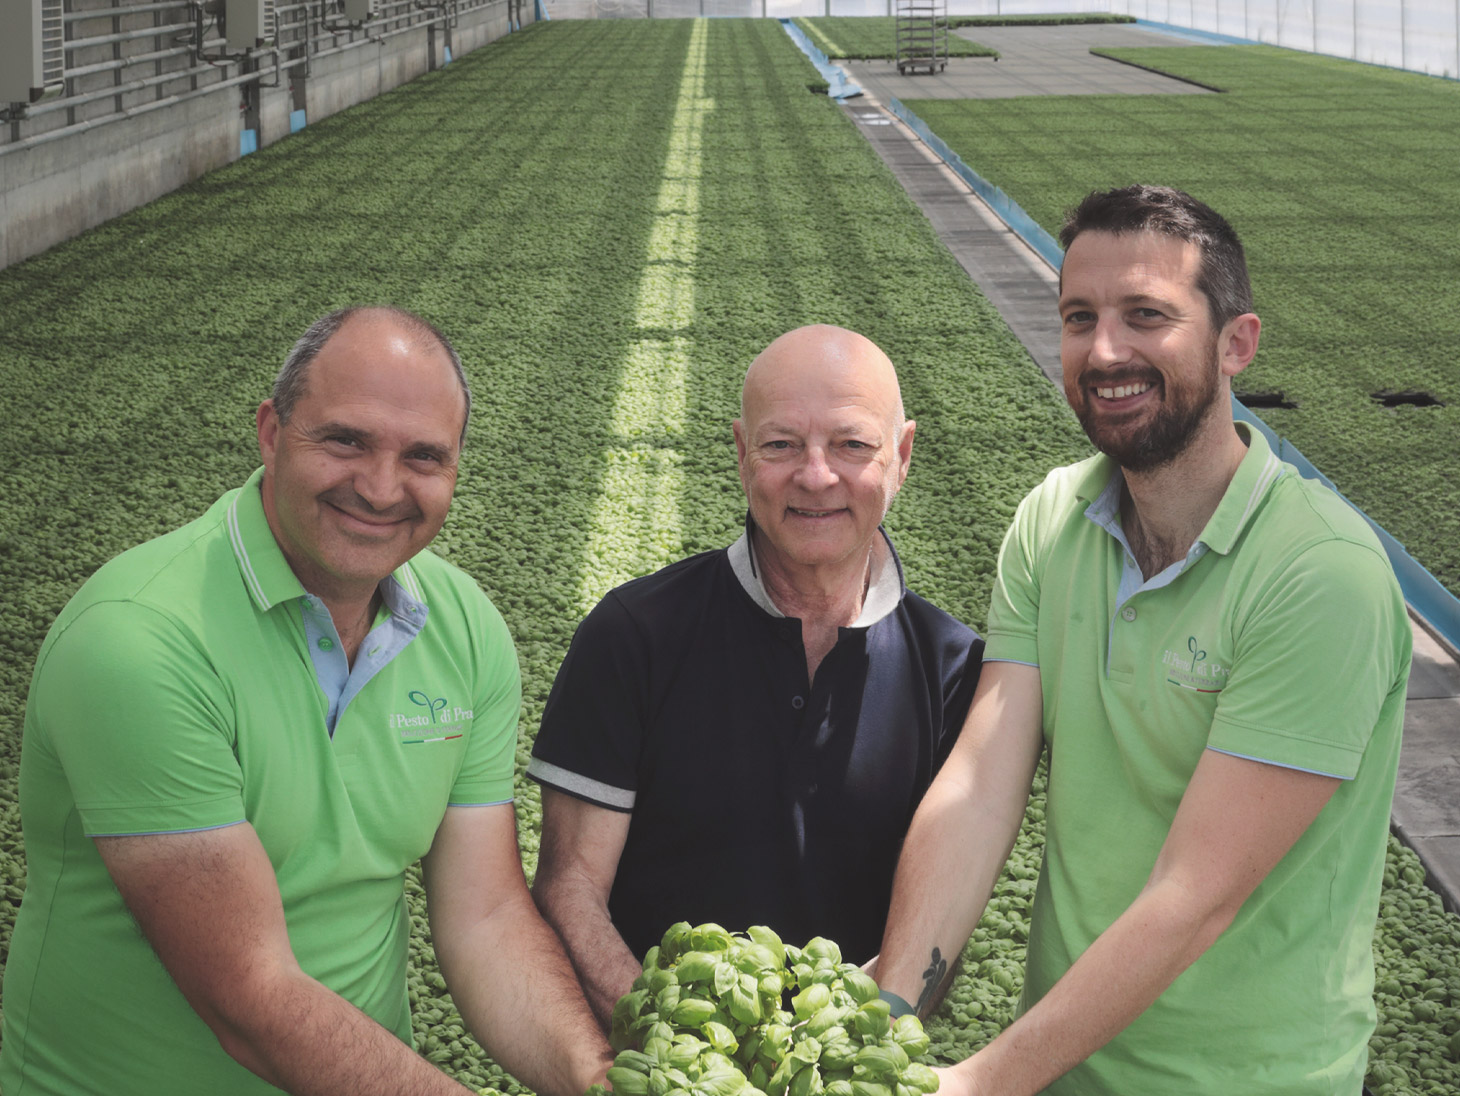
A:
389 690 473 744
1162 636 1228 694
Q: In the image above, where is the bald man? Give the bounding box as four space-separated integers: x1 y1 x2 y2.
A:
528 325 983 1028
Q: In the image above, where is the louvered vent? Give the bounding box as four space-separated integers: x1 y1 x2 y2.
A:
1 0 67 102
225 0 276 48
39 0 63 89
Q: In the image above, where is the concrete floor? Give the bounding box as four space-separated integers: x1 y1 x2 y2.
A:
838 22 1460 915
842 24 1217 101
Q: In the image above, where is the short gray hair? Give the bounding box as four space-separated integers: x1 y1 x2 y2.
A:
271 306 472 446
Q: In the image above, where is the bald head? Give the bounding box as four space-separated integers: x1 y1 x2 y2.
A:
740 325 905 437
272 305 471 446
733 325 916 579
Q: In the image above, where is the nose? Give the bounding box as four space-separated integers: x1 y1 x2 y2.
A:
353 453 408 513
1086 315 1130 368
793 445 838 491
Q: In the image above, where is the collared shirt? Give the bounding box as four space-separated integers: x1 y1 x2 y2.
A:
528 522 982 963
228 486 433 733
727 519 906 628
985 423 1410 1096
299 584 424 734
3 468 520 1096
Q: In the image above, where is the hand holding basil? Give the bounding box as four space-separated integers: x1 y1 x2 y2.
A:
588 923 938 1096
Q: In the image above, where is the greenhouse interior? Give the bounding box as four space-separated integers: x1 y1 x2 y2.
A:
2 1 1459 1094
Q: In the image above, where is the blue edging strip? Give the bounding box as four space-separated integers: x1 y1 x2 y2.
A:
1133 19 1256 46
535 0 549 21
779 19 862 101
884 95 1064 269
240 128 258 156
289 109 307 133
874 95 1460 649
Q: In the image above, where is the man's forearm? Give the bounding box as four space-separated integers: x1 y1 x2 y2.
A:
532 871 645 1030
437 887 615 1096
940 751 1342 1096
877 663 1045 1016
946 875 1233 1096
876 770 1026 1015
212 967 476 1096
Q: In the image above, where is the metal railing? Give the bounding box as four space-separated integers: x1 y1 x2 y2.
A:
3 0 513 153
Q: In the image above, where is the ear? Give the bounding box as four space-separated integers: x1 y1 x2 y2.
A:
257 400 280 467
895 419 916 489
1218 313 1261 379
732 418 748 471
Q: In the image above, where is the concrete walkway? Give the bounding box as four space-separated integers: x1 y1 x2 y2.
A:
838 22 1460 915
842 24 1217 101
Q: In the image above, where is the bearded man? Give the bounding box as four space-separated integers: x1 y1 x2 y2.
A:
875 185 1410 1096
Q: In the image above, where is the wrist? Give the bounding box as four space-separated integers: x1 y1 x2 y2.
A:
577 1048 615 1094
877 988 917 1018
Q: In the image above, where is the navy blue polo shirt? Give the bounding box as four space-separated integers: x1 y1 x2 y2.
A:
527 524 982 963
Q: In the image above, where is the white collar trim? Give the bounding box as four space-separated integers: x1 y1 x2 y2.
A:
726 526 904 628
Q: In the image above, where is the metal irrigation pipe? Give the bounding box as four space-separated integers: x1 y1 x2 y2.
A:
0 61 287 156
26 62 224 116
64 20 197 51
64 1 192 21
308 10 447 58
4 3 464 156
65 44 194 80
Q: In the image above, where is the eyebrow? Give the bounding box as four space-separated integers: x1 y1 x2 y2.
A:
1058 292 1177 311
755 420 886 441
305 421 456 461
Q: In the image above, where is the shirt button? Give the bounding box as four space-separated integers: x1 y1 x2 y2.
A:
317 637 334 651
791 696 805 710
1121 606 1137 622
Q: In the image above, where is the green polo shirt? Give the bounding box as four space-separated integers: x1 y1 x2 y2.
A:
1 468 520 1096
986 424 1409 1095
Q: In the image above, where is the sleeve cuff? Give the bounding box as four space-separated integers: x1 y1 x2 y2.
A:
78 793 245 837
984 631 1038 666
525 758 635 811
1207 718 1362 780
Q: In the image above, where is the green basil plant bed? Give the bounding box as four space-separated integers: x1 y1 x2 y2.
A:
949 13 1135 28
793 17 997 61
0 18 1457 1096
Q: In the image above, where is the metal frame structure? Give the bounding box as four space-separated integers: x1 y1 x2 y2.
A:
1 0 508 151
895 0 946 74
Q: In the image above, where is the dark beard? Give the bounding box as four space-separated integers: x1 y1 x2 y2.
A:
1073 347 1222 473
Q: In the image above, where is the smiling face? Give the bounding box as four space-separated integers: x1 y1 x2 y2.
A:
1059 230 1252 474
733 325 914 579
257 311 468 604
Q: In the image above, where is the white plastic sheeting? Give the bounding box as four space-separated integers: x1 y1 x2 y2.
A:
541 0 1460 78
1119 0 1460 77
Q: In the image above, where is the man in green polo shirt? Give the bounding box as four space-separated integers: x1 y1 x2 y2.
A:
875 185 1410 1094
1 307 612 1096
